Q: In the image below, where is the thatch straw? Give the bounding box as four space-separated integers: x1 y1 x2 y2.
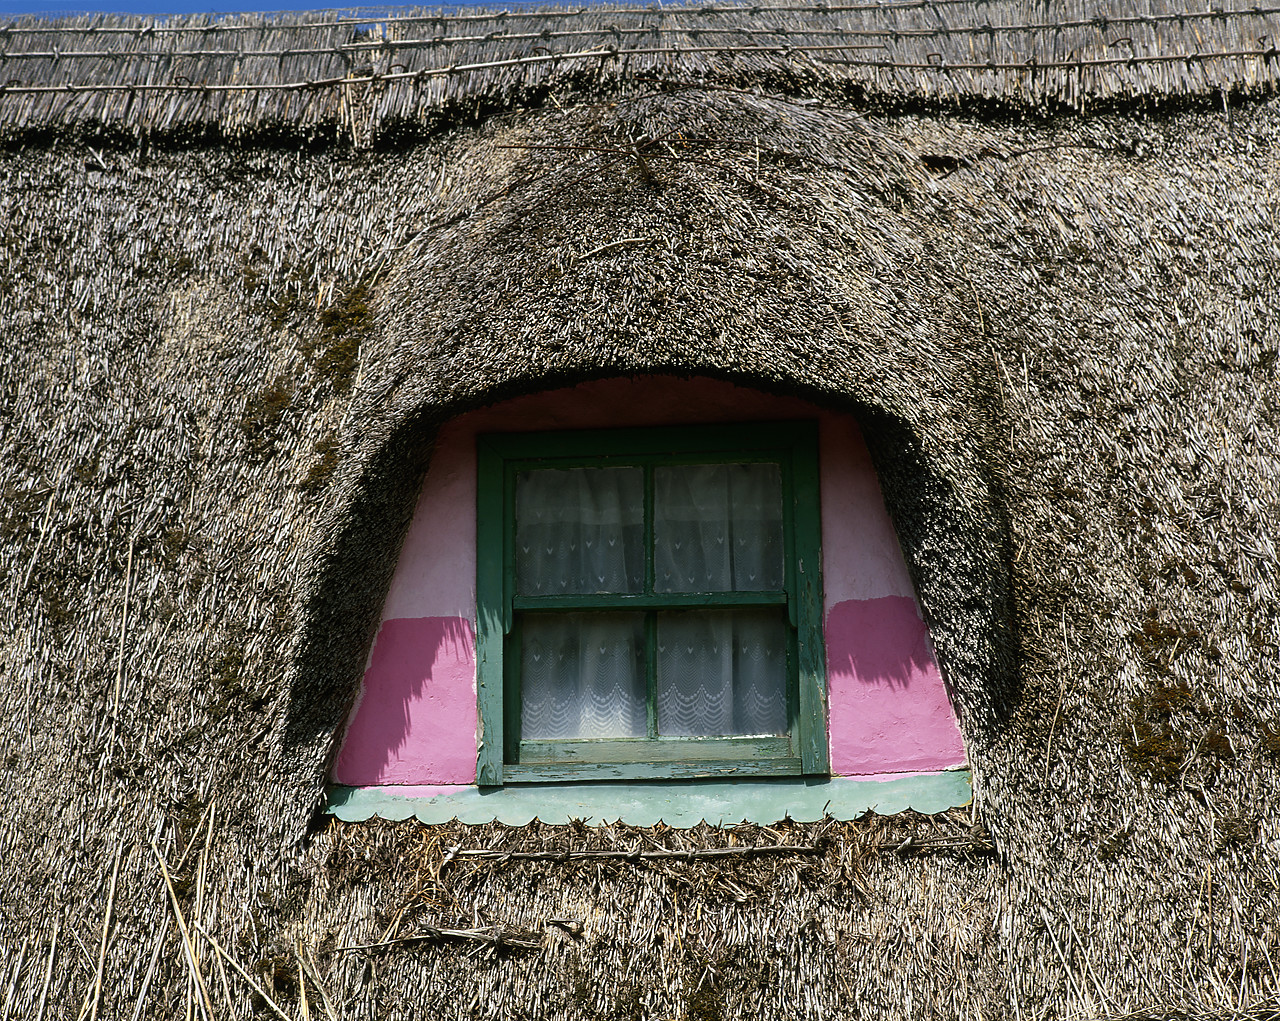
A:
194 925 293 1021
1 2 1278 1018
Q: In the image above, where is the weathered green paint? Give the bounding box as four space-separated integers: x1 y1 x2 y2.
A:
475 436 506 786
512 591 788 611
326 769 973 827
644 611 657 739
518 735 795 764
503 758 804 782
503 615 523 765
644 463 658 739
475 422 828 780
792 432 830 775
512 735 801 779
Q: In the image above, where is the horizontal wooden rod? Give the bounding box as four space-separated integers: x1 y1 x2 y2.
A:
0 37 885 60
333 924 543 952
0 44 1272 95
427 831 991 862
7 6 1277 57
2 0 1275 35
0 0 1123 34
452 841 821 861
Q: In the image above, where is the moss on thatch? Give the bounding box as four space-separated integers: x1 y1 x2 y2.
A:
308 281 373 391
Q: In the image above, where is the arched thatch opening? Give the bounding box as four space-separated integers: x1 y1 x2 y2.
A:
284 366 1018 806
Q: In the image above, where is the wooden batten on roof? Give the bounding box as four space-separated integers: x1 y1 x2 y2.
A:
1 1 1279 1019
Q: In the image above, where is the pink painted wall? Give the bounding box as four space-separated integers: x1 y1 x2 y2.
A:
332 376 966 786
333 618 477 785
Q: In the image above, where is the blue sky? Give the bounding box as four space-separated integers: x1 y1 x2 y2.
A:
6 1 331 11
5 1 343 11
1 0 570 16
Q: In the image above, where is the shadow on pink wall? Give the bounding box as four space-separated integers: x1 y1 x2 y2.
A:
332 616 477 786
826 596 966 776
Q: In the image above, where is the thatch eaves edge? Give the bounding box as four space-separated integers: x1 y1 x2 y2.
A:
3 74 1279 154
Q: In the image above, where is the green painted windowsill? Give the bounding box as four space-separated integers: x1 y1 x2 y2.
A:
325 769 972 827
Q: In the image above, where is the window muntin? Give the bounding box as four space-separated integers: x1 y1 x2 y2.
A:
476 423 828 784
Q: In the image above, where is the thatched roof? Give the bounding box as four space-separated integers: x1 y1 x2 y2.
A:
2 1 1279 1019
2 0 1279 141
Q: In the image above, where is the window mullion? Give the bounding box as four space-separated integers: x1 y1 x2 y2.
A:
644 462 655 596
504 463 517 631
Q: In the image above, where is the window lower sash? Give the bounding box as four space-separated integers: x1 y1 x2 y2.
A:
503 759 804 783
505 735 803 782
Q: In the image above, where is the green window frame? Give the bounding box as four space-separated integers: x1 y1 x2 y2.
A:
476 422 828 785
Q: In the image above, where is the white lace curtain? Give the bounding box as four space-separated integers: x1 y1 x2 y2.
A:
516 463 784 596
519 609 788 740
654 463 784 593
520 613 647 739
655 609 788 737
516 467 644 594
515 462 788 741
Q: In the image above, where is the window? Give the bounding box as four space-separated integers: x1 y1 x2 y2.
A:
476 423 828 784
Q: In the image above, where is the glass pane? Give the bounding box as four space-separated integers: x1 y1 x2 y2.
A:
516 466 643 595
656 609 788 737
520 613 646 739
653 463 784 592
